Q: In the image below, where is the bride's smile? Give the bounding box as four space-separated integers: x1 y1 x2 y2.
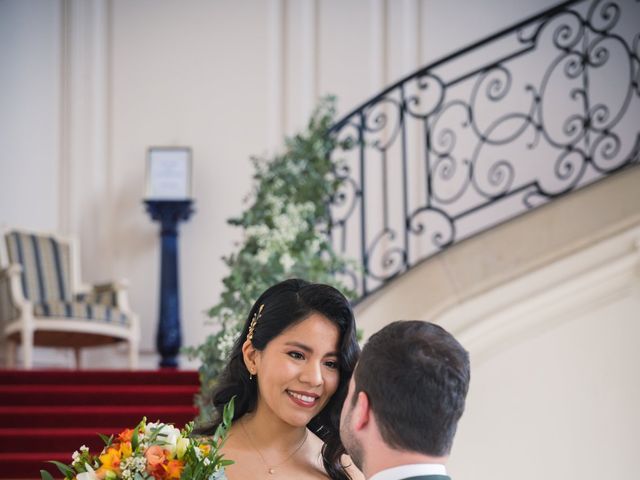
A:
287 389 320 407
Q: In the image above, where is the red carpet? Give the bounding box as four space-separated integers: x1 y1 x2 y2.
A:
0 370 200 479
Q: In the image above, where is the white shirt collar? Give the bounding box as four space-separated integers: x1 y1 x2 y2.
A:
369 463 447 480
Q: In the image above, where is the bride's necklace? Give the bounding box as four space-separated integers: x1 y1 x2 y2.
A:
240 418 308 475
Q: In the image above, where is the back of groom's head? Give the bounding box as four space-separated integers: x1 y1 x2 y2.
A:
353 320 470 456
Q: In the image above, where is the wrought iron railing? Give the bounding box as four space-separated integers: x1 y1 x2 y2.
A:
328 0 640 300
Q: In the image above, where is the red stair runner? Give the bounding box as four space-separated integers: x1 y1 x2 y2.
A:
0 369 200 479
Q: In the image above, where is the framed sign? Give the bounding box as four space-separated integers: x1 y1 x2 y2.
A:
145 147 192 200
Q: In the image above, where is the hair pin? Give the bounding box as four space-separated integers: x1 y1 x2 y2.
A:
247 304 265 343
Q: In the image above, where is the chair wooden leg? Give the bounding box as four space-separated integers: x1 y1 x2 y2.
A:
74 348 82 369
7 341 16 368
21 328 34 369
128 339 139 370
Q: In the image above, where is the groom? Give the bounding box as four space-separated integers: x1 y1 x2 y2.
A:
340 320 470 480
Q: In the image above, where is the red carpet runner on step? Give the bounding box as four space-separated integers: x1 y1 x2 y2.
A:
0 370 200 479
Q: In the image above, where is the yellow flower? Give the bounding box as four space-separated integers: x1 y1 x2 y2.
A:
119 441 132 458
176 437 190 459
199 444 211 456
98 447 121 469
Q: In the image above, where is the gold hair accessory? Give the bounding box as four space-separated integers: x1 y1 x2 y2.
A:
247 304 265 343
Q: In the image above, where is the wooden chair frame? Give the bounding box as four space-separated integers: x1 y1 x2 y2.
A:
0 229 140 369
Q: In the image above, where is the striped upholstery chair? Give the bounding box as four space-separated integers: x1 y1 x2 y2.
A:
0 230 139 369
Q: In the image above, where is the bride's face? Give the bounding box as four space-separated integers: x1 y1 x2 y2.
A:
249 312 341 427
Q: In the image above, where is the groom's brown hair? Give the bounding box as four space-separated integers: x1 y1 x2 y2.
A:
353 320 470 456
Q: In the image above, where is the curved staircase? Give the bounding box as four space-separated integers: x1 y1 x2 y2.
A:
0 370 199 479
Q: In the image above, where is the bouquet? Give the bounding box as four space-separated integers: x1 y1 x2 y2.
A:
40 399 234 480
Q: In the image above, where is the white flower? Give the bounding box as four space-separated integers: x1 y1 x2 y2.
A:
121 456 147 477
256 249 270 264
280 253 295 271
77 464 98 480
80 445 89 453
246 224 269 239
145 423 181 457
217 330 239 358
204 457 211 466
308 238 321 254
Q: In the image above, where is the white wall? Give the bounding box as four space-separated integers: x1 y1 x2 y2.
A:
451 294 640 479
439 225 640 480
0 0 61 232
0 0 596 368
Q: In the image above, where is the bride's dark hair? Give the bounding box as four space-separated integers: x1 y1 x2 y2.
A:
196 278 359 480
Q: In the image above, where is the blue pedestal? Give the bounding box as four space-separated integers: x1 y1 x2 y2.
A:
144 200 194 368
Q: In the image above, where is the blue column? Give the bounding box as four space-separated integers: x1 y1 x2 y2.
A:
145 200 194 368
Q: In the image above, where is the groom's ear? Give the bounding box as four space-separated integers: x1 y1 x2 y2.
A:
353 391 371 431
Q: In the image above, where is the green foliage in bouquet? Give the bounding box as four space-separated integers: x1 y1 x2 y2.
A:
185 96 355 422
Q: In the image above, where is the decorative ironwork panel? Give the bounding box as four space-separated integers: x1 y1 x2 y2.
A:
328 0 640 300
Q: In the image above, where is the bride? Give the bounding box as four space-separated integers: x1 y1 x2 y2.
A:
197 279 363 480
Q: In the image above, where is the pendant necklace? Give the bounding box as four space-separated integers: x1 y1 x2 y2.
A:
240 418 308 475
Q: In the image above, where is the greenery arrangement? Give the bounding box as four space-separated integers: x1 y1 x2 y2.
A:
186 96 355 422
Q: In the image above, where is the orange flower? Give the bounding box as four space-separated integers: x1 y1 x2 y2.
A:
118 428 134 443
145 445 166 467
163 460 184 479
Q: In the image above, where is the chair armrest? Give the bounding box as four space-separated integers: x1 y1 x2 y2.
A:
0 264 28 322
77 279 133 311
92 280 130 293
0 263 22 280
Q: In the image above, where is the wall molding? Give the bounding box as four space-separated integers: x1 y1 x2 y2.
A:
299 0 317 119
59 0 72 235
438 224 640 365
58 0 112 279
401 0 419 75
369 0 386 93
283 0 317 135
266 0 284 152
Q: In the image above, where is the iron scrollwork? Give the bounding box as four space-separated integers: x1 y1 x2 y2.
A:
328 0 640 300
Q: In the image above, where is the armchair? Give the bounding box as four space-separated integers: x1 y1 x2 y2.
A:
0 230 140 369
